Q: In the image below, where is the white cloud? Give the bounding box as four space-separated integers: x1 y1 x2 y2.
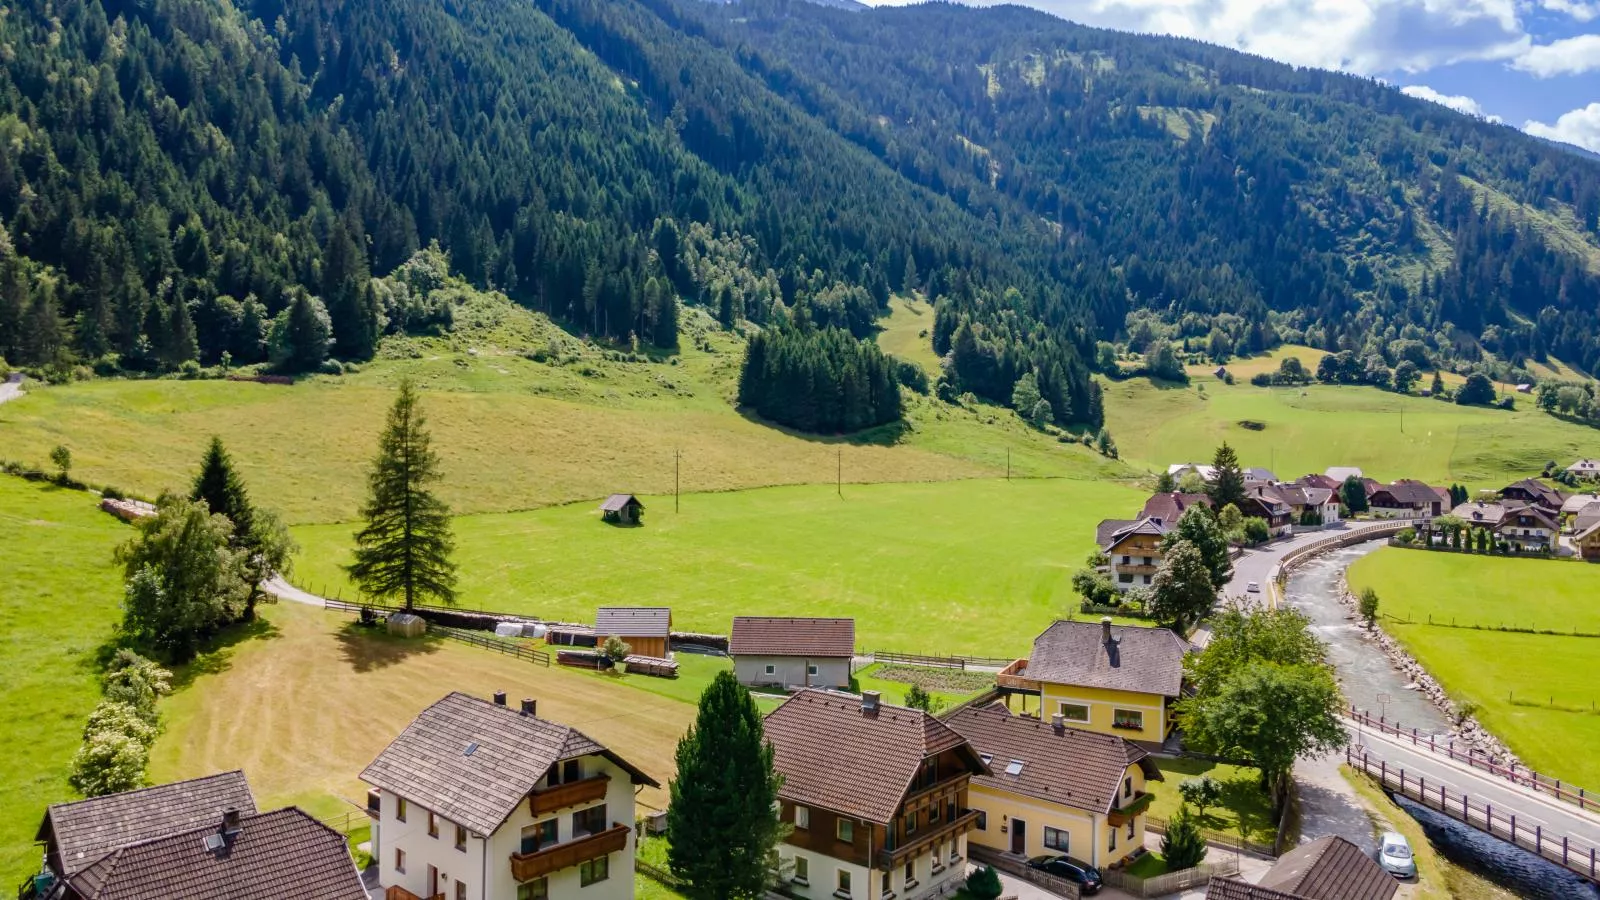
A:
1525 102 1600 151
863 0 1530 75
1400 84 1502 121
1512 34 1600 76
1540 0 1600 22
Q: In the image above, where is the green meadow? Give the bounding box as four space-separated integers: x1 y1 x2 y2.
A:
1348 549 1600 787
291 478 1148 657
0 478 129 880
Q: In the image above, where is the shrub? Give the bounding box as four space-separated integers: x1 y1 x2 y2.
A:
101 485 124 501
1394 527 1415 545
69 727 150 797
904 683 942 714
965 865 1003 900
601 635 632 662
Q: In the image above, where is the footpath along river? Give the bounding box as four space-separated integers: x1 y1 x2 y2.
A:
1282 544 1600 900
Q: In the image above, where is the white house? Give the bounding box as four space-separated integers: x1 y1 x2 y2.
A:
1567 459 1600 481
363 692 657 900
1166 463 1217 482
730 616 855 689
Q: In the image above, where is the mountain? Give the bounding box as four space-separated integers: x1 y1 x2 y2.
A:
0 0 1597 426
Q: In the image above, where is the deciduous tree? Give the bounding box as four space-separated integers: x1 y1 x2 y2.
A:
1162 505 1233 588
116 501 250 662
1150 539 1215 632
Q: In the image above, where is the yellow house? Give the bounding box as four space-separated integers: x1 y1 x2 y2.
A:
944 704 1159 870
996 618 1189 748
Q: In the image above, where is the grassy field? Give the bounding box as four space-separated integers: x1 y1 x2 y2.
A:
148 601 700 820
1347 549 1600 787
876 295 944 375
0 478 129 881
290 478 1148 657
1146 758 1274 845
1103 376 1598 489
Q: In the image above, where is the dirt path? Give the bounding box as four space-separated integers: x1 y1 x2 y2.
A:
0 373 23 405
263 575 326 608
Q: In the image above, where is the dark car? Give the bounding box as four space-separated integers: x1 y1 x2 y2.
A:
1026 854 1103 894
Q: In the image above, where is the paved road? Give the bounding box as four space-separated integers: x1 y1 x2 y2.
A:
1222 524 1359 599
0 372 23 405
263 575 325 608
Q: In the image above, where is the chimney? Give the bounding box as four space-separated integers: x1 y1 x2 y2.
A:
222 807 242 835
493 690 507 706
1101 616 1114 644
521 698 537 716
1051 714 1065 735
861 691 881 715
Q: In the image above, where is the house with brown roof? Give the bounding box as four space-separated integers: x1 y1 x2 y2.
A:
1139 492 1212 524
30 771 365 900
1097 517 1172 591
1368 480 1447 519
765 689 989 900
362 691 658 900
945 704 1160 870
1574 518 1600 560
1567 459 1600 481
1448 501 1559 552
730 616 856 689
996 618 1190 748
594 606 672 659
1500 478 1567 514
1205 835 1396 900
1239 486 1293 537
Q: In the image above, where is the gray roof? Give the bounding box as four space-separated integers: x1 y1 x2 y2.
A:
40 771 257 876
1026 620 1189 697
63 807 366 900
1098 517 1170 551
595 606 671 637
944 704 1152 815
1561 492 1600 514
1205 879 1304 900
361 692 657 836
598 493 642 512
1095 519 1140 547
1256 835 1398 900
1324 466 1364 482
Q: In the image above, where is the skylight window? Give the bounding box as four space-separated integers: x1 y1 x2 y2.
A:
202 833 225 852
980 754 993 766
464 742 480 756
1004 760 1024 776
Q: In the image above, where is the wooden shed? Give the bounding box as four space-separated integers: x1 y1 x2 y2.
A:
595 606 672 659
599 493 644 525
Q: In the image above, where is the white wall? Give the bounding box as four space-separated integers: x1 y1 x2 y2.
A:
779 834 968 900
484 755 638 900
734 655 851 689
374 790 487 900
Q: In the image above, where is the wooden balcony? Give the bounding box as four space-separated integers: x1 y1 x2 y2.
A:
995 659 1039 693
509 822 629 882
528 774 610 817
877 810 980 868
385 887 443 900
1108 791 1154 827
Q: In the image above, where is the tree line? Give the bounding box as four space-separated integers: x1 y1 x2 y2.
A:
738 326 903 433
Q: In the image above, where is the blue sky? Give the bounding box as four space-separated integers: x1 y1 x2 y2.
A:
860 0 1600 151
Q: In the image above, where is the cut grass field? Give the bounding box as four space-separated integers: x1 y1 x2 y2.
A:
0 477 129 882
1103 375 1599 489
1347 548 1600 788
1146 758 1274 845
290 478 1149 657
876 295 944 375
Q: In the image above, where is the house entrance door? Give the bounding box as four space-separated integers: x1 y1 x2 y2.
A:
1010 819 1026 855
427 865 439 897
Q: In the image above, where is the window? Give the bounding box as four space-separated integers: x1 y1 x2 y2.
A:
807 664 819 677
1044 827 1069 852
394 848 406 873
793 856 809 885
1142 574 1152 585
516 879 548 900
455 823 467 852
1118 573 1135 584
1127 820 1136 840
1124 777 1133 799
903 810 917 835
1112 709 1144 731
976 811 987 831
573 804 607 838
1004 760 1024 776
564 760 581 783
1142 556 1153 566
905 858 917 885
428 810 440 838
455 881 467 900
835 818 854 844
396 798 408 823
880 870 891 897
520 819 557 854
931 842 944 872
794 805 810 829
1120 555 1131 564
579 856 609 887
835 869 852 898
1059 703 1090 723
929 803 941 824
765 664 775 676
1109 826 1117 851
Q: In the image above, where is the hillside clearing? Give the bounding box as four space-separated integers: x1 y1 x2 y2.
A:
875 295 944 375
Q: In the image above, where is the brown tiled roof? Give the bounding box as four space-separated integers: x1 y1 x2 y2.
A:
1139 492 1212 523
763 690 986 825
1099 517 1171 551
1205 878 1304 900
1025 620 1188 697
1502 478 1566 508
595 606 671 637
943 705 1146 815
1370 479 1442 506
1296 474 1340 491
1257 835 1398 900
40 771 257 876
1453 500 1509 525
599 493 642 512
1095 518 1140 547
63 807 366 900
361 692 657 835
729 617 855 658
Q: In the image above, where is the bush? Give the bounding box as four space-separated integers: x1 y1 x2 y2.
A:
101 485 124 501
1394 527 1415 545
69 727 150 797
1243 517 1271 544
601 635 632 662
1162 805 1207 871
318 358 344 375
1178 775 1221 818
965 865 1003 900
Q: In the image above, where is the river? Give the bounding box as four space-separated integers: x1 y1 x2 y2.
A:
1284 545 1600 900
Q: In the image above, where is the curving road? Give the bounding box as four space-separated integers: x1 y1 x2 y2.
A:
0 372 23 405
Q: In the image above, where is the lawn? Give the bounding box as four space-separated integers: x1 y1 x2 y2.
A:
148 601 700 821
1103 376 1598 489
1348 549 1600 788
1146 758 1274 845
876 295 944 376
0 477 129 882
290 478 1148 656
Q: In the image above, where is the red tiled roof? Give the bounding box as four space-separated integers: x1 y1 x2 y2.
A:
944 705 1148 815
729 617 855 658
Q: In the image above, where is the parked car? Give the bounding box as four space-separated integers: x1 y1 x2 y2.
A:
1026 854 1103 894
1377 831 1417 879
1246 581 1261 593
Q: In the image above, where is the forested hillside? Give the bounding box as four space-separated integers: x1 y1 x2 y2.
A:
2 0 1599 428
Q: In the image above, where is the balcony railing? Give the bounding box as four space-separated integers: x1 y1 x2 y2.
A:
384 887 443 900
509 822 629 882
876 809 980 868
1108 791 1154 826
901 773 970 812
995 659 1039 693
528 774 610 817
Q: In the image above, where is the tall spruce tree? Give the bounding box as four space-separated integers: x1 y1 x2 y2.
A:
667 671 784 900
346 379 457 610
1207 442 1247 510
190 437 294 620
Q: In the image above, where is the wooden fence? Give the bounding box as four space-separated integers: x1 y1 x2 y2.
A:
1102 859 1240 897
1144 814 1277 858
324 598 550 666
858 649 1017 671
1347 747 1599 882
968 845 1080 899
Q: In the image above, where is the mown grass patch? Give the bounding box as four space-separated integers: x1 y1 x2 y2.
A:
875 295 944 376
1147 758 1273 845
0 477 128 883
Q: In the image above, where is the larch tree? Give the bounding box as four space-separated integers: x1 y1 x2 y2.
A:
667 671 784 900
346 378 458 610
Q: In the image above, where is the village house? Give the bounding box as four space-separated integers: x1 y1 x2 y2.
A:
594 606 672 659
1245 467 1277 485
996 618 1189 749
1139 491 1212 523
1322 466 1364 485
1573 500 1600 536
1574 520 1600 560
362 691 657 900
1560 492 1600 523
1447 501 1559 552
1167 463 1217 483
1500 478 1567 515
1205 835 1396 900
1367 480 1447 519
29 770 364 900
1096 517 1170 590
765 690 988 900
945 704 1160 871
1239 485 1294 536
729 616 855 689
597 493 643 525
1295 473 1340 492
1257 482 1339 526
1567 459 1600 481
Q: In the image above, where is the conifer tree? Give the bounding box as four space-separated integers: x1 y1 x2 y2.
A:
347 379 457 610
1207 442 1247 510
191 437 294 620
667 671 783 900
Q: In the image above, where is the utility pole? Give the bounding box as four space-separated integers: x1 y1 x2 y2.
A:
1007 449 1011 481
837 448 842 498
674 449 680 513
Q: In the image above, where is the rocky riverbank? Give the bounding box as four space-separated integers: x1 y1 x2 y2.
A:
1332 569 1523 768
